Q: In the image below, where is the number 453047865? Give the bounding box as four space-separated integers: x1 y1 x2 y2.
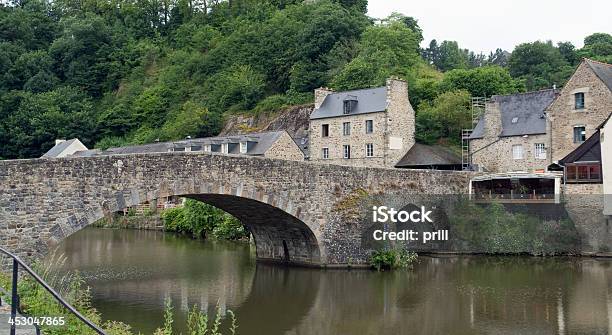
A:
8 316 65 326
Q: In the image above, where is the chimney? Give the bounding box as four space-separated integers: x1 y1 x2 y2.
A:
55 139 66 145
314 87 334 109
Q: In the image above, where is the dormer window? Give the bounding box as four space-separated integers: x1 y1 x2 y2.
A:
511 117 519 124
343 96 357 114
343 101 351 114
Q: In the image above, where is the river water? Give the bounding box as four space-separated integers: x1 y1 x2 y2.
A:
50 227 612 335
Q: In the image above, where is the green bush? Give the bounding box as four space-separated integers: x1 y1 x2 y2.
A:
451 201 581 255
369 249 418 271
162 199 248 240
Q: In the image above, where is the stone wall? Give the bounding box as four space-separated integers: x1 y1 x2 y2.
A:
309 78 416 168
384 78 415 167
309 112 387 167
264 131 304 161
562 184 611 253
471 134 549 172
0 153 473 266
548 61 612 161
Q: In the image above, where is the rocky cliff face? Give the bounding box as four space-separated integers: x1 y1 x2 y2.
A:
220 104 313 139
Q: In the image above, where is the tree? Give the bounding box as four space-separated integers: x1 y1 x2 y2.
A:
440 66 524 98
508 41 573 90
331 20 420 90
578 33 612 63
430 40 468 72
488 48 510 67
557 41 578 66
416 90 471 145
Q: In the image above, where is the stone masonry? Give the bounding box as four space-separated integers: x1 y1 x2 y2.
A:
548 59 612 161
470 98 550 172
309 79 415 168
0 152 472 267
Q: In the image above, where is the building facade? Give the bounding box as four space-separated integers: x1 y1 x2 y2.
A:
309 78 415 168
70 131 305 161
547 59 612 162
468 89 558 173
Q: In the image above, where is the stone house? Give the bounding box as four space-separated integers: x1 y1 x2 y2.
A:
308 78 415 168
73 131 305 161
547 58 612 162
467 89 558 173
41 138 88 158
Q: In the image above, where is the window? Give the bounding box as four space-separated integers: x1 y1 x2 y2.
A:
204 145 211 152
343 145 351 159
366 143 374 157
221 143 229 154
343 101 351 114
565 163 601 183
512 145 524 160
321 124 329 137
322 148 329 159
365 120 373 134
575 92 585 110
534 143 546 159
573 126 586 143
191 145 202 151
343 122 351 136
240 142 248 154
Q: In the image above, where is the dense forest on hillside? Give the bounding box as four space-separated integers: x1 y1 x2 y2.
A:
0 0 610 159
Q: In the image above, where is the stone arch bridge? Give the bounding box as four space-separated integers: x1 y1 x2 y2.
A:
0 153 472 267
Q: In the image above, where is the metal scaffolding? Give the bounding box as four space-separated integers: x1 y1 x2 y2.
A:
461 97 489 171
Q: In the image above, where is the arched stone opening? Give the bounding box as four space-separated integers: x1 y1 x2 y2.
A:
185 194 321 266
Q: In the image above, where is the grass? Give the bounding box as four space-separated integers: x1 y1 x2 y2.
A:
0 252 239 335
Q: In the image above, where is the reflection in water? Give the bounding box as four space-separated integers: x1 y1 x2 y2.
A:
51 227 612 335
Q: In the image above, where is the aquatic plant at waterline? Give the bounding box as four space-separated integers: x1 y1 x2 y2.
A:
369 249 418 271
154 297 238 335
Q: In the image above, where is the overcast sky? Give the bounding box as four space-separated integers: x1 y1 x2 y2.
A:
367 0 612 54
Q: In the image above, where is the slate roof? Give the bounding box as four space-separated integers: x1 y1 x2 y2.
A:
559 129 601 164
74 131 289 157
310 87 387 119
469 89 558 139
42 139 79 158
585 59 612 92
395 143 461 168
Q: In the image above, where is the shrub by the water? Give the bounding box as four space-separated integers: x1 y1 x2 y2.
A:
162 199 248 240
369 249 418 271
451 201 581 255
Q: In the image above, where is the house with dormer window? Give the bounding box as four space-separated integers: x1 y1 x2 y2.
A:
309 78 416 168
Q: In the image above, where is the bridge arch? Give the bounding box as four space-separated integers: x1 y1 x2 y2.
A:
46 180 322 266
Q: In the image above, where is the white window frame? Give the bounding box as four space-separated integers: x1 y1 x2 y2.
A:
343 145 351 159
221 143 229 154
512 144 524 160
343 122 351 136
366 143 374 157
240 142 248 154
204 144 211 152
365 120 373 134
534 143 546 160
322 147 329 159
